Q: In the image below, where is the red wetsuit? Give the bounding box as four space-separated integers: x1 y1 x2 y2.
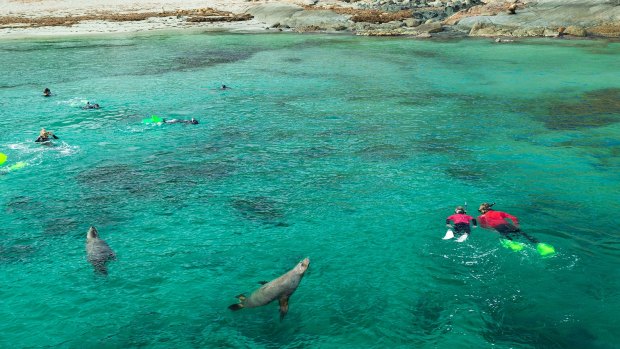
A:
478 210 519 229
447 213 476 225
446 213 477 234
478 209 539 243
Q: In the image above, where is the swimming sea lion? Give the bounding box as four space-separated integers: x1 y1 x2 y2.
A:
228 258 310 320
86 226 116 275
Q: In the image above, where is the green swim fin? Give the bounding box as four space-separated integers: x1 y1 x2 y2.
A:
536 243 556 257
8 161 27 171
500 239 525 252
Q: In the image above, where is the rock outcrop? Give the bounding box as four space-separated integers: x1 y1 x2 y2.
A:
246 4 350 31
452 0 620 37
243 0 620 38
1 0 618 38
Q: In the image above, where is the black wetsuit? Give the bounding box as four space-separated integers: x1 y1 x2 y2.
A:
453 223 473 235
35 134 59 143
164 119 198 124
495 224 539 243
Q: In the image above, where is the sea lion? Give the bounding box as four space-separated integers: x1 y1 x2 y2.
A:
557 26 566 38
508 3 517 15
228 258 310 320
85 226 115 275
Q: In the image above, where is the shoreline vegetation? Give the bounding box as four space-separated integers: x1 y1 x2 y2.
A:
1 0 619 40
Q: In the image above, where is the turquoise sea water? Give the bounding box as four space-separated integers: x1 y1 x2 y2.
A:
1 32 619 348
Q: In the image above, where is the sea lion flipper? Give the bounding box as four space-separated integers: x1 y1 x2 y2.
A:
278 296 289 321
228 303 244 311
229 294 246 311
93 263 108 276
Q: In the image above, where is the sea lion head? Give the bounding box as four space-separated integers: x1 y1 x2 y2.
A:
87 226 99 239
296 258 310 274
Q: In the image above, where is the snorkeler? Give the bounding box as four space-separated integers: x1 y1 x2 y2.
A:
444 205 477 242
477 202 556 256
43 88 52 97
35 128 59 143
82 101 100 109
477 203 538 243
220 84 231 90
162 118 198 125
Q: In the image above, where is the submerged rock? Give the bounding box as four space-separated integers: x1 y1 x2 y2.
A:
537 88 620 130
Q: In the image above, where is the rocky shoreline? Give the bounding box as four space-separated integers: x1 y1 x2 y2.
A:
251 0 620 38
1 0 619 39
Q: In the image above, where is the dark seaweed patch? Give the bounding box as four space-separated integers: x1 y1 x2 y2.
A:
135 48 257 76
356 144 407 160
297 145 336 159
413 139 464 155
445 165 485 182
540 88 620 130
173 48 254 70
74 163 163 213
0 42 136 53
162 161 235 182
0 82 30 89
481 306 602 349
410 49 439 58
42 216 81 236
231 196 285 224
5 196 37 214
76 164 142 189
0 244 37 264
409 296 446 338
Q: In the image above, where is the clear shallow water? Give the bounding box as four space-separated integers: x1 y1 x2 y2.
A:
1 33 619 348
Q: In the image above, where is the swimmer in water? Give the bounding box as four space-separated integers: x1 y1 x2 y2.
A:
82 101 100 109
35 128 59 143
477 203 539 243
43 88 52 97
444 205 477 242
163 118 199 125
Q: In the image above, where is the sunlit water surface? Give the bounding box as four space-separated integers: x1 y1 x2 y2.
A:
1 33 619 348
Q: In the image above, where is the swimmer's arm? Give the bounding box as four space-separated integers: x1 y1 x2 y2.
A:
501 212 519 227
52 134 59 139
471 218 478 227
